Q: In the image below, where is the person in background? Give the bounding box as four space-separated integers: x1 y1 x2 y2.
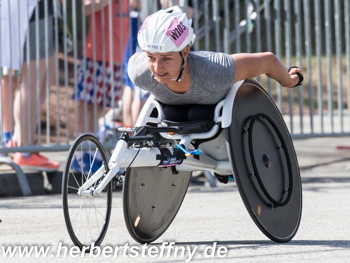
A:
122 0 151 128
74 0 129 134
0 71 18 150
72 0 129 172
1 0 60 171
0 0 37 149
160 0 194 18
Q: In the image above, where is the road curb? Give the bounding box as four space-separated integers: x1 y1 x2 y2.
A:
0 171 63 197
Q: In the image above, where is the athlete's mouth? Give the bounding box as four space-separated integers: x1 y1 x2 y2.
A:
155 72 168 77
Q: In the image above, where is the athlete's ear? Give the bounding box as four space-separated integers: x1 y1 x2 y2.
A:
182 46 190 60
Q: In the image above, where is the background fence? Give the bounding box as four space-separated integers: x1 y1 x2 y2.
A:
191 0 350 138
1 0 350 157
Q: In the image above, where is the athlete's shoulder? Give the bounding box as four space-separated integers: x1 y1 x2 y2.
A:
189 51 235 91
129 52 147 66
189 51 234 65
128 52 153 89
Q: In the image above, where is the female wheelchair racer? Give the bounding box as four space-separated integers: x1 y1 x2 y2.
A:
62 6 304 250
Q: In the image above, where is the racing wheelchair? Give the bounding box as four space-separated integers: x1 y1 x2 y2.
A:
62 79 302 249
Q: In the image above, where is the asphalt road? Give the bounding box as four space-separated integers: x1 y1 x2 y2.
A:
0 168 350 263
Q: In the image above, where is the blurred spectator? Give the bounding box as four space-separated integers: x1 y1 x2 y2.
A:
0 0 36 148
122 0 147 128
1 0 60 171
0 71 18 149
160 0 194 18
13 0 59 171
122 0 160 128
74 0 129 135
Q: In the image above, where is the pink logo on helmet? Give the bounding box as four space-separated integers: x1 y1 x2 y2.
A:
164 17 189 48
138 15 152 37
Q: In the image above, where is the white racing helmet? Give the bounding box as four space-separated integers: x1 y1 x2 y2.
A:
138 6 194 53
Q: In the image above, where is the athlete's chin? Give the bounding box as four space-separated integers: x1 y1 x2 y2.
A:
156 80 167 84
154 76 170 84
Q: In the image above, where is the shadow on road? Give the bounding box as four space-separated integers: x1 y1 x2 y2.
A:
153 239 350 249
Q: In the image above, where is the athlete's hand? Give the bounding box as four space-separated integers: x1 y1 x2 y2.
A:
287 66 303 88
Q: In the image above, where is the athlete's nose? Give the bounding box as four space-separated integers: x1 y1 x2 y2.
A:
153 60 164 73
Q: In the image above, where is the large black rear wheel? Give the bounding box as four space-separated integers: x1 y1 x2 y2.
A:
226 79 302 243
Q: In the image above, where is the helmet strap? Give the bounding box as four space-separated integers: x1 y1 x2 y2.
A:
175 51 185 82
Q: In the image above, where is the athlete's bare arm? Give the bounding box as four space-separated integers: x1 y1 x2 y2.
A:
231 52 302 88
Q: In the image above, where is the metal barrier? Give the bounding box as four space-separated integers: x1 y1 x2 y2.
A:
0 0 350 154
190 0 350 138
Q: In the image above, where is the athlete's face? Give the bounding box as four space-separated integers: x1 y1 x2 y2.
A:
146 51 183 84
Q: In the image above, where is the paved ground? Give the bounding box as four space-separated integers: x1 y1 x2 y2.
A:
0 137 350 262
0 172 349 262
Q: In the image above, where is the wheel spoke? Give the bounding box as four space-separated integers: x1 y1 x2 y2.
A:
71 198 86 224
70 171 81 188
92 199 101 234
95 193 108 202
68 185 79 191
68 195 81 206
85 197 107 221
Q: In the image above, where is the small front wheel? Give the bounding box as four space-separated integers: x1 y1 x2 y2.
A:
62 134 112 250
